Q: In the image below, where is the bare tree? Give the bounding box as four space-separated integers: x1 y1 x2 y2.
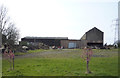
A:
5 23 19 45
0 6 9 33
0 5 19 47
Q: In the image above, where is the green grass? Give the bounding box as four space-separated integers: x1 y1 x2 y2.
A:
2 49 118 76
14 49 66 56
14 49 46 56
92 48 118 52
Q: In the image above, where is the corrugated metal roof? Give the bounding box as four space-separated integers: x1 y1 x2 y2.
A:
23 37 68 40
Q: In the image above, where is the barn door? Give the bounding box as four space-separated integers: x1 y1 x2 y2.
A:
68 42 76 49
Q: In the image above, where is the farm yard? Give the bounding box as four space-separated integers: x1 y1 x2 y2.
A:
2 49 118 76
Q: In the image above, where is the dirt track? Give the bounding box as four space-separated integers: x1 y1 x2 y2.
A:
15 49 118 59
15 49 80 58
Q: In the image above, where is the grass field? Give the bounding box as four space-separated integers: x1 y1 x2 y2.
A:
2 49 118 76
14 49 47 56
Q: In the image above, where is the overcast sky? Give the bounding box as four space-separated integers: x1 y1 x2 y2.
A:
0 0 119 44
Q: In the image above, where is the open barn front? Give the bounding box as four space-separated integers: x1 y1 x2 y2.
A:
87 43 103 49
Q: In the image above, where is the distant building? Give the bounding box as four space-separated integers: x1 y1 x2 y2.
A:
80 27 104 48
21 37 68 47
21 27 104 49
61 39 80 49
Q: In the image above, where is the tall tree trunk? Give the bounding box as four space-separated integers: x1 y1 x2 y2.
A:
87 60 89 73
86 60 91 73
13 57 14 70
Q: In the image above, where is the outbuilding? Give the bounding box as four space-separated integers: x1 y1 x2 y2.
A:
21 27 104 49
80 27 104 48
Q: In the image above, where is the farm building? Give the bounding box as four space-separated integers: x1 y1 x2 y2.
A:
61 39 80 49
21 27 104 49
21 37 68 47
80 27 104 48
61 27 104 49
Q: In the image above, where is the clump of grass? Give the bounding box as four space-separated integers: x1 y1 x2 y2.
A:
28 49 47 53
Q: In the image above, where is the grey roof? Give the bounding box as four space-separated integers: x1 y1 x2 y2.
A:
80 27 103 40
23 37 68 40
87 27 103 33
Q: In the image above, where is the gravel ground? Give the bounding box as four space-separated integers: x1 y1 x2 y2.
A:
15 49 118 58
15 49 79 58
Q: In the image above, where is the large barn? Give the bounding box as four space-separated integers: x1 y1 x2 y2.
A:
21 27 104 49
79 27 104 48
